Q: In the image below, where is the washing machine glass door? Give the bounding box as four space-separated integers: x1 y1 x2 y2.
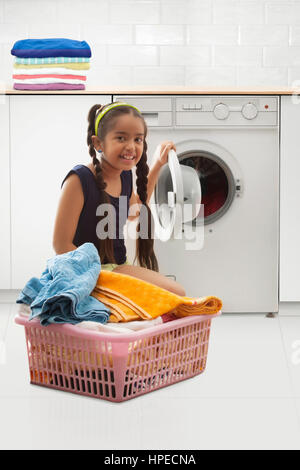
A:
179 151 236 225
180 165 202 223
152 149 184 241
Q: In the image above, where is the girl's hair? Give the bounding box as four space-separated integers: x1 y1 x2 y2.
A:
87 102 159 272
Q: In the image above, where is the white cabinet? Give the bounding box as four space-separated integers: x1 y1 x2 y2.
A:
280 95 300 301
0 99 11 288
10 95 112 289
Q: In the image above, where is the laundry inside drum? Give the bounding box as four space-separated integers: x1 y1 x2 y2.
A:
179 152 235 225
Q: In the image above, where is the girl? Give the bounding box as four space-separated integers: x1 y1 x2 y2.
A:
53 101 185 296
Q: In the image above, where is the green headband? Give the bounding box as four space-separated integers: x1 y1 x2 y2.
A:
94 102 141 137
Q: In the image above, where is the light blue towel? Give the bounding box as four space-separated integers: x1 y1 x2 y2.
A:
16 243 110 326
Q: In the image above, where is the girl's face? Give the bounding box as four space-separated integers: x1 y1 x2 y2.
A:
97 113 145 171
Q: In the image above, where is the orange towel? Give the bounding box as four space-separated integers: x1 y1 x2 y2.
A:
91 271 222 323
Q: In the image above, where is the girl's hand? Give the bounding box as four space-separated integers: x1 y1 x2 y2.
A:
155 141 177 167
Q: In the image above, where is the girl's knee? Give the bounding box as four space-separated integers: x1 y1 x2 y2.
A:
112 265 186 296
169 283 186 297
177 285 186 296
160 277 186 296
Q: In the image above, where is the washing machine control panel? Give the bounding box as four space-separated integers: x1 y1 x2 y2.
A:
113 95 278 127
176 96 278 126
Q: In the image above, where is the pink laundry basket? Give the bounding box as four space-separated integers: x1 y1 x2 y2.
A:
15 311 221 402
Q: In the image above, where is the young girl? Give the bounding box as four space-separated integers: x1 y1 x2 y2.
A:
52 101 186 296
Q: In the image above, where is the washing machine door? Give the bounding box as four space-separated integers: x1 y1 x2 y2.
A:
178 149 236 225
180 165 202 223
152 148 201 241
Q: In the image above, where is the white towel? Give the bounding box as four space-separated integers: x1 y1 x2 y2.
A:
13 77 85 85
13 67 87 77
77 317 163 334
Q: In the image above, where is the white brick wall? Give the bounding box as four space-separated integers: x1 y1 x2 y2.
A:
1 0 300 87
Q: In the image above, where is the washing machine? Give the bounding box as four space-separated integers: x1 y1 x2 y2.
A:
114 95 279 314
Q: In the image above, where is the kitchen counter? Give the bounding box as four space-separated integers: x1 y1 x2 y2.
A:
2 86 299 95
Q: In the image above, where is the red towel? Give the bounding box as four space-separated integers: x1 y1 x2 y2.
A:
13 73 86 81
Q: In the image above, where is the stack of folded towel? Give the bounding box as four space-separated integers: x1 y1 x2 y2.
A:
10 38 91 90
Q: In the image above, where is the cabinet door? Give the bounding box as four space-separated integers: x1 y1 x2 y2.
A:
280 95 300 301
10 95 112 289
0 99 11 288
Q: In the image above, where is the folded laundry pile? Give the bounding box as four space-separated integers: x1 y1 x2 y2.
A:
92 270 223 323
10 38 91 90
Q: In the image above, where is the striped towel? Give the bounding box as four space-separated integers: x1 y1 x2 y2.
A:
15 56 90 65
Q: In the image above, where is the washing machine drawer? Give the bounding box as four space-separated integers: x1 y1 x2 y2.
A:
114 95 173 127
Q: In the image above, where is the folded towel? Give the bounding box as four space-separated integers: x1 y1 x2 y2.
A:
12 67 87 77
13 73 86 81
15 56 90 65
13 83 85 90
13 77 86 85
16 243 109 326
91 271 222 323
14 62 90 71
11 38 91 58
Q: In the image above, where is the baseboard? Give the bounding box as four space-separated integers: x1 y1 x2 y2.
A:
0 290 21 303
278 302 300 316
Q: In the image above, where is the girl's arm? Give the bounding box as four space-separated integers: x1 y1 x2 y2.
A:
147 141 177 203
52 174 84 254
128 141 176 216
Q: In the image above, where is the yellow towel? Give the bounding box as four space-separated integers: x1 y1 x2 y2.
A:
13 62 90 71
91 270 222 323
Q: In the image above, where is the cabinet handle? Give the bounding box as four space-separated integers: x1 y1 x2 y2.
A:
165 274 176 281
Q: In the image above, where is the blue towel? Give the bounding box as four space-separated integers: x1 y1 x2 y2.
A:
16 243 110 326
11 38 91 58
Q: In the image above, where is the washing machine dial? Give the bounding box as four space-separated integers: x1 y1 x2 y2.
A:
213 103 229 120
242 103 258 120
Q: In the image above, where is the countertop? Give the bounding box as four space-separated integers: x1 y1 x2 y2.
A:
2 86 299 95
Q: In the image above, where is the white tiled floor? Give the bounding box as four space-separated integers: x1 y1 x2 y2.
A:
1 303 300 450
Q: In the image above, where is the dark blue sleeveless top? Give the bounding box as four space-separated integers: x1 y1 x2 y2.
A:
61 164 133 264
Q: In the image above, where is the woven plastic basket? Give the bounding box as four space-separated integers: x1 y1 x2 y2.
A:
15 311 220 402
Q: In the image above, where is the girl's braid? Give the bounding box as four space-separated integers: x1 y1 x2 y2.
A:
135 140 159 271
87 104 116 263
